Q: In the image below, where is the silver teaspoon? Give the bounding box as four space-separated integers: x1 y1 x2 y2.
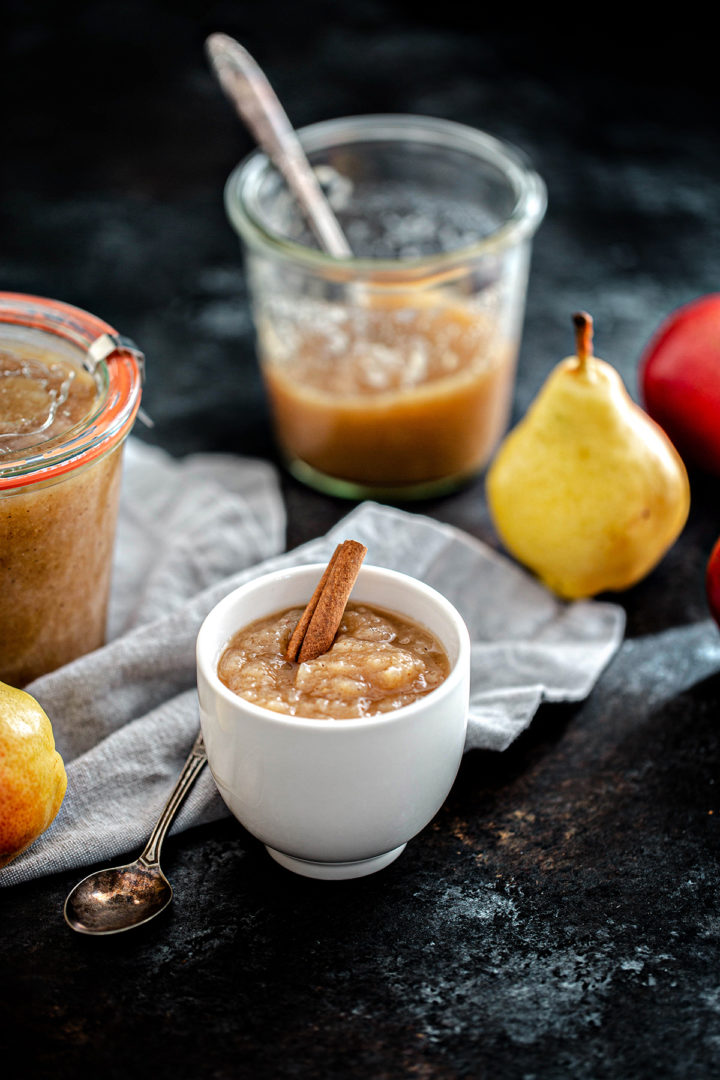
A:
64 731 207 935
205 32 352 258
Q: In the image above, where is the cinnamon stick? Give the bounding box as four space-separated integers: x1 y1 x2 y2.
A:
285 540 367 663
284 545 342 662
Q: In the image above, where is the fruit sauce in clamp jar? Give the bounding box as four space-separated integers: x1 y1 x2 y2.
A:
0 293 144 687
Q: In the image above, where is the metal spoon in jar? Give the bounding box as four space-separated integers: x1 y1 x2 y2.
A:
63 732 207 935
205 31 352 258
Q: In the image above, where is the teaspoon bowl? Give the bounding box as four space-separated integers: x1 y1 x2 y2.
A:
63 732 206 935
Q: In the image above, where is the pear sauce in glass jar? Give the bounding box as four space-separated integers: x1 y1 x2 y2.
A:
0 293 144 687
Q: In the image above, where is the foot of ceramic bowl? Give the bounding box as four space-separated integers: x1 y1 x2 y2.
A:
265 844 407 880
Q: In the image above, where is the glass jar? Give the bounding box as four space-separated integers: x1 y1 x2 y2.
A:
0 293 144 687
225 114 546 499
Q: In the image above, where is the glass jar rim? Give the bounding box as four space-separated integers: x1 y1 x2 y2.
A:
0 292 143 491
225 113 547 275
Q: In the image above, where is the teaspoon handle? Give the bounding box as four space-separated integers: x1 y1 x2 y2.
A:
140 731 208 868
205 32 352 259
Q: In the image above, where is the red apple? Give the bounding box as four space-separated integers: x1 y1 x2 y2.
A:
707 536 720 628
640 293 720 474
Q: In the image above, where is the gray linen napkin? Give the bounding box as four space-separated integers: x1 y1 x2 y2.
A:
1 438 624 887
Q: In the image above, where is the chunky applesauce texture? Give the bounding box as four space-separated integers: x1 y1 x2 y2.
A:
258 299 516 487
0 347 98 455
0 338 122 687
218 603 450 719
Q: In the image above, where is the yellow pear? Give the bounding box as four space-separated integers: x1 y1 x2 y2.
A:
0 680 67 869
486 312 690 599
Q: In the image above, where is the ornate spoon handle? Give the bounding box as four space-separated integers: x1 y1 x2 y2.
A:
140 732 207 868
205 32 352 259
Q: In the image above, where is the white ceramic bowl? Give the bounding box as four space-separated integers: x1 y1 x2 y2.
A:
196 562 471 880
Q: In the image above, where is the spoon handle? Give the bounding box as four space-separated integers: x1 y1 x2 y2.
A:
140 731 208 868
205 32 352 259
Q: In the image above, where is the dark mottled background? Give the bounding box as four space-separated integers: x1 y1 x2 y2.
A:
2 4 720 1078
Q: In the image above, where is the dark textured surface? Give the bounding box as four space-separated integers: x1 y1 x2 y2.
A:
2 5 720 1078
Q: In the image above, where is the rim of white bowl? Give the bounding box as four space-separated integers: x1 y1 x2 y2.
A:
196 563 471 732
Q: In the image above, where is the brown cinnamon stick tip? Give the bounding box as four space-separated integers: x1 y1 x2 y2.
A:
284 539 368 664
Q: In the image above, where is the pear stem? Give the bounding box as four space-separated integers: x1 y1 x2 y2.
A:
573 311 594 372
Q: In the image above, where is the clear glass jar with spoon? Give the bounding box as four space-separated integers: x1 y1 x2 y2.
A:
225 113 546 499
